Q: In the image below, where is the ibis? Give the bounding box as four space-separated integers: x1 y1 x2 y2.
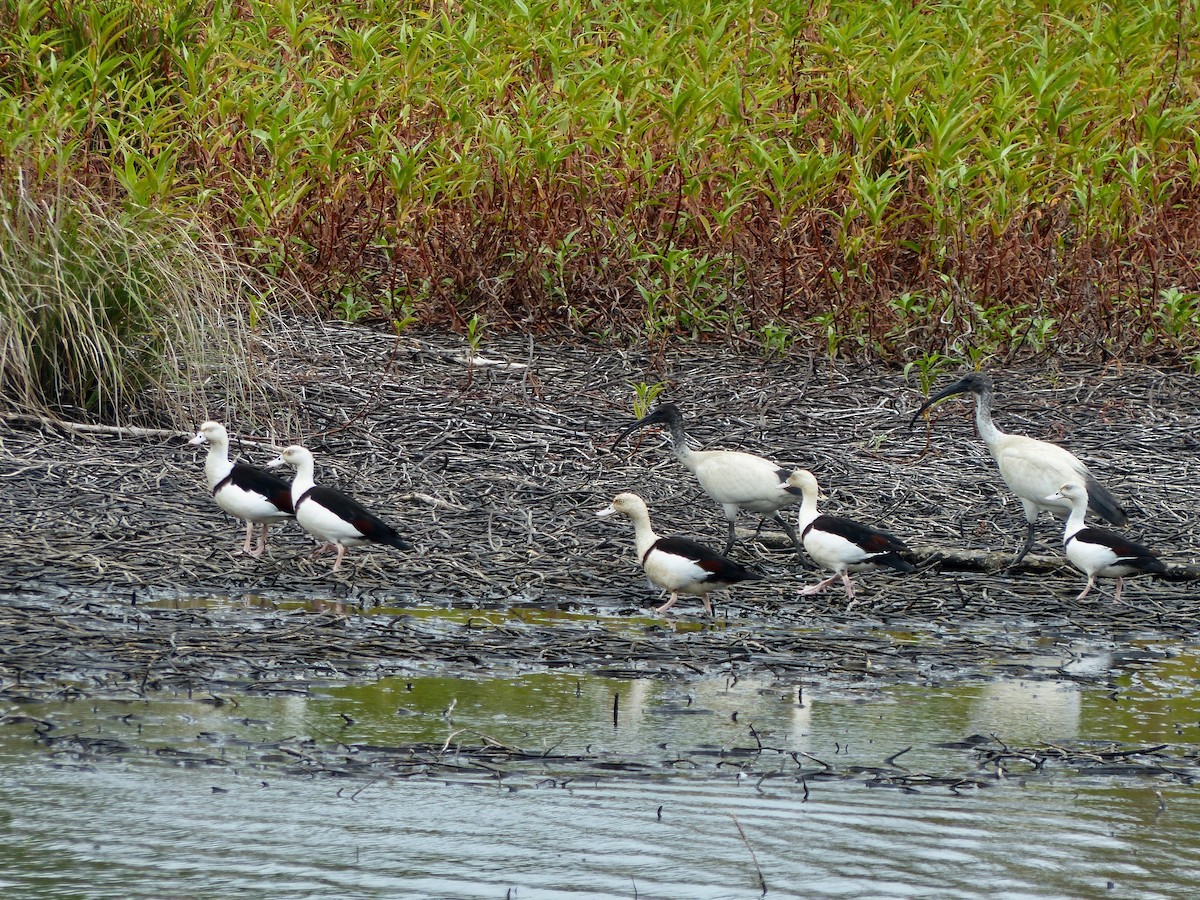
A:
910 372 1127 565
190 420 294 557
792 470 915 599
596 491 763 615
613 403 806 560
1046 482 1165 603
268 445 412 572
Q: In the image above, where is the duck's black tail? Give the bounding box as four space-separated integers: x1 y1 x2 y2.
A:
875 551 916 573
379 531 414 552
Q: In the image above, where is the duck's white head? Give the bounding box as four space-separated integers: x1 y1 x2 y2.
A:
787 469 820 499
596 491 649 520
189 420 228 447
1046 481 1088 507
268 444 313 471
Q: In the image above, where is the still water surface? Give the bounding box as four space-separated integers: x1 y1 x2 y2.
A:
2 631 1200 898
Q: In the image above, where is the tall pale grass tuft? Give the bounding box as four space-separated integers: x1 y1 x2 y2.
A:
0 180 272 427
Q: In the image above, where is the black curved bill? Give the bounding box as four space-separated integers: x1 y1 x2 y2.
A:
611 404 676 448
908 376 975 428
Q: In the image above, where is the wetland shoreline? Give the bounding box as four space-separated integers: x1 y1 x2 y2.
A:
2 323 1199 697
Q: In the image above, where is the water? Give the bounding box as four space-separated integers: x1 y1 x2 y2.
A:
3 632 1200 898
8 762 1196 899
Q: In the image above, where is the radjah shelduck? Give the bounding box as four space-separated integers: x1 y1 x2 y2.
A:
1046 481 1165 603
791 470 914 600
613 403 806 560
189 420 294 557
910 372 1127 566
268 445 412 572
596 492 763 616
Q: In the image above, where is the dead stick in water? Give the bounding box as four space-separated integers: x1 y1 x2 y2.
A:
731 814 767 896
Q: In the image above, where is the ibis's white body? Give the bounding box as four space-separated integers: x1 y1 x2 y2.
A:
684 448 801 518
916 374 1126 565
973 408 1095 527
616 404 805 559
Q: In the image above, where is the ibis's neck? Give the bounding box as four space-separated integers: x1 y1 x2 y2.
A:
971 389 1005 449
663 416 699 471
289 460 316 500
203 442 233 489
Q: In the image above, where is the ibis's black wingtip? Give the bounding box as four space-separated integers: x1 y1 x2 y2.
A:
1084 475 1128 528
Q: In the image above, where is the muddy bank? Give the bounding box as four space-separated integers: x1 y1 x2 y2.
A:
2 323 1200 692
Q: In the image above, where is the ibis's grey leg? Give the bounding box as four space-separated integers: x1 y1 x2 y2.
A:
1011 521 1037 567
772 513 811 571
777 513 806 556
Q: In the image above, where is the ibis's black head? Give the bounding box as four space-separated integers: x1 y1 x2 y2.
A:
612 402 684 447
908 372 994 428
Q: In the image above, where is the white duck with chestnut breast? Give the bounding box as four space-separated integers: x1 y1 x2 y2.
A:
268 445 412 572
792 470 914 600
613 403 807 560
597 492 763 616
1046 481 1165 603
190 420 294 557
911 372 1127 566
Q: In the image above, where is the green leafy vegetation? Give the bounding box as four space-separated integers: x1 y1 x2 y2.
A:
2 0 1199 373
629 380 668 419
